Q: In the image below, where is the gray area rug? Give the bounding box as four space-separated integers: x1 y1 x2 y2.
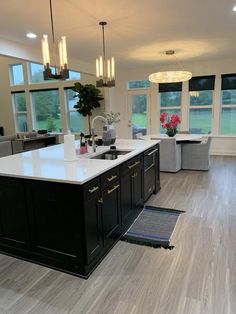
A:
121 206 185 249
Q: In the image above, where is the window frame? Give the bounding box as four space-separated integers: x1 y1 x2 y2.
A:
158 82 182 133
30 88 62 132
9 63 24 86
220 74 236 135
64 87 85 133
11 91 28 132
188 76 215 134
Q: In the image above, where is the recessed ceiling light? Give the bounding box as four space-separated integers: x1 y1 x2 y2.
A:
26 32 37 39
233 5 236 11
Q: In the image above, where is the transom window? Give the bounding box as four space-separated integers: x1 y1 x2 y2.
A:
127 80 150 89
9 64 24 85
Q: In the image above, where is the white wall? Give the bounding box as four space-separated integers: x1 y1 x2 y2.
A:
111 58 236 155
0 56 17 135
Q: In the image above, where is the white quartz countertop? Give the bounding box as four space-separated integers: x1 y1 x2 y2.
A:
0 139 160 184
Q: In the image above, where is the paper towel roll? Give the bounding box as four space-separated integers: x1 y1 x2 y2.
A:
64 133 77 161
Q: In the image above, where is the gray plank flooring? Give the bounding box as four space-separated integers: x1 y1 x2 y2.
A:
0 155 235 314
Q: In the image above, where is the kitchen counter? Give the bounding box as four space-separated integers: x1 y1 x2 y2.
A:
0 139 160 184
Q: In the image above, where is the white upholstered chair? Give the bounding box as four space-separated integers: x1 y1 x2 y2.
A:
158 138 182 172
181 136 212 170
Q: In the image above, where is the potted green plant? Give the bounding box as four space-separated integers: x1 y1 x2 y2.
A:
73 82 104 135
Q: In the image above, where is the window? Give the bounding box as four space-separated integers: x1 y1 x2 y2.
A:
29 62 45 83
31 89 62 132
68 70 81 80
220 74 236 134
189 76 215 134
159 82 182 133
130 94 147 138
128 80 150 89
9 64 24 85
65 88 85 133
12 92 28 131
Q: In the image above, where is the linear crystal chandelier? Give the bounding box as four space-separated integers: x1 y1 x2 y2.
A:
149 50 192 83
96 21 115 88
41 0 69 80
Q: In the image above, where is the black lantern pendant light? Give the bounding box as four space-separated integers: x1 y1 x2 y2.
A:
96 21 115 87
41 0 69 80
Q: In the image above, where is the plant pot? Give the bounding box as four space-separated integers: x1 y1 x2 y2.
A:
166 128 177 137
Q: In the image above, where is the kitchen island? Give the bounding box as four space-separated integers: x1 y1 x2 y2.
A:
0 139 160 278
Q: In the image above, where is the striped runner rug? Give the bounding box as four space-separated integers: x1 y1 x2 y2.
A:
121 206 185 249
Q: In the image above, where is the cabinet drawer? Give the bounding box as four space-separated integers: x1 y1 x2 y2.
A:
84 178 100 202
120 154 143 175
101 167 119 189
144 145 158 172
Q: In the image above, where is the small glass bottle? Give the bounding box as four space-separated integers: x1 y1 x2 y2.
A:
80 143 87 154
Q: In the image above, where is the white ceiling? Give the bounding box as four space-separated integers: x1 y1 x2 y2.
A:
1 0 236 69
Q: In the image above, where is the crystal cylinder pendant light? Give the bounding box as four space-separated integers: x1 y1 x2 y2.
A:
96 21 115 87
41 0 69 80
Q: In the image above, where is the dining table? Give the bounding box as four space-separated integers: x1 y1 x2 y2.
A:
141 133 203 143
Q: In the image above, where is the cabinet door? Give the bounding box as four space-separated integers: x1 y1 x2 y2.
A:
120 170 133 228
102 181 120 248
132 162 143 212
120 155 143 229
144 166 155 202
84 196 103 265
0 177 29 248
155 145 161 192
26 181 82 263
144 145 158 201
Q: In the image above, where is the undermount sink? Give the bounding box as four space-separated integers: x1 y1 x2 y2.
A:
91 150 132 160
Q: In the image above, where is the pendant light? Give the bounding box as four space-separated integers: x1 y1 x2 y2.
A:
149 50 192 83
41 0 69 80
96 21 115 88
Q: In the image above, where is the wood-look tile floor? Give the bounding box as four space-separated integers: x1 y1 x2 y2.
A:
0 156 235 314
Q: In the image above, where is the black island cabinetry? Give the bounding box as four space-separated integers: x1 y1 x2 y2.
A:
0 144 160 278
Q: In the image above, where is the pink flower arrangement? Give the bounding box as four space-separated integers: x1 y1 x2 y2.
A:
160 112 181 136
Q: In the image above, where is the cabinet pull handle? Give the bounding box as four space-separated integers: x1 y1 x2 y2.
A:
144 164 155 172
107 184 120 194
88 186 99 193
128 161 140 169
97 197 103 204
107 175 117 182
131 172 137 178
147 148 158 156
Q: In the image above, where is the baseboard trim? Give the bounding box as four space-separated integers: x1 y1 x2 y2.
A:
210 152 236 156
